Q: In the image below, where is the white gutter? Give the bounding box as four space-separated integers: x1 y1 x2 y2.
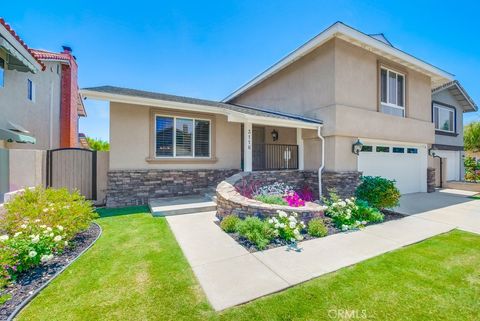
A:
317 125 325 199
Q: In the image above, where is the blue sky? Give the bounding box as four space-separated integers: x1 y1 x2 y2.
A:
4 0 479 141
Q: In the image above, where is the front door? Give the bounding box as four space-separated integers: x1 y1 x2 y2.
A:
252 126 265 170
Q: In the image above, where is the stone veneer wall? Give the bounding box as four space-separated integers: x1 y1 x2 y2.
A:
216 171 325 221
322 171 362 199
427 167 435 193
106 169 239 207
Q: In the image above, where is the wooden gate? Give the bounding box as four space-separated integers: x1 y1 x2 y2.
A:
46 148 96 200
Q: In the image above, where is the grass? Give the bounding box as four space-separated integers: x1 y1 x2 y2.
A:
17 207 480 321
469 194 480 199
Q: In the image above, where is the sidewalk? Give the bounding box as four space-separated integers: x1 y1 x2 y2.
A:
166 207 472 311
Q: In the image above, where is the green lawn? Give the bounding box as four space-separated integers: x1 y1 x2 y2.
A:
17 207 480 321
470 194 480 199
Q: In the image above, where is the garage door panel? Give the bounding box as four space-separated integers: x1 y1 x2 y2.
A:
358 143 427 194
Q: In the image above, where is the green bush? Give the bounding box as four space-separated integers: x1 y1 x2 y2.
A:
237 217 276 250
3 187 97 239
254 195 288 206
220 215 240 233
355 176 400 209
355 200 384 223
307 218 328 237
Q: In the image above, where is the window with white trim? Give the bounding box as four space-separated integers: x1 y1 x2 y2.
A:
155 115 211 158
380 67 405 117
433 103 455 133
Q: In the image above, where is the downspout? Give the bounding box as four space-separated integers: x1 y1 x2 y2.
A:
317 125 325 199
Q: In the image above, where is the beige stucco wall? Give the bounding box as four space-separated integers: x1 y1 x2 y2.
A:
8 149 45 191
233 38 435 171
262 126 296 145
109 102 241 170
0 58 62 150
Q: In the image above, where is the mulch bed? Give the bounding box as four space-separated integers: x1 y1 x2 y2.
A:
0 223 101 321
220 211 405 253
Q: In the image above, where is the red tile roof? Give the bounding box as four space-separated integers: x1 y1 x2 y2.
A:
31 49 71 62
0 18 46 71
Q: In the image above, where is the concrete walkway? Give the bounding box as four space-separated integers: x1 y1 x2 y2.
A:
166 190 480 311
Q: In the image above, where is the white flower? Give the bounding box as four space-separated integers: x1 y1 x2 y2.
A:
268 219 273 224
57 225 64 231
293 229 300 235
49 233 54 237
14 232 22 238
296 234 304 241
54 235 62 242
64 241 69 246
34 219 41 223
339 201 346 207
278 211 287 218
20 224 27 229
40 225 46 229
43 208 49 213
274 223 280 228
28 250 37 258
279 223 286 229
289 221 296 229
46 227 52 232
300 221 306 228
0 235 9 242
31 235 40 244
40 255 52 263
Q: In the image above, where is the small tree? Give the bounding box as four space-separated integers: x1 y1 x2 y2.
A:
464 122 480 152
86 137 109 151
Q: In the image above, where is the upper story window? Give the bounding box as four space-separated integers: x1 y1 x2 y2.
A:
0 57 4 88
155 115 211 158
433 103 455 133
380 67 405 117
27 79 35 102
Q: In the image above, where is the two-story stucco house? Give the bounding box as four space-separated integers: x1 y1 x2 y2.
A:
82 22 477 207
0 18 86 150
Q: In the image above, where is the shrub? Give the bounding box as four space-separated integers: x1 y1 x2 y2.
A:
297 185 315 202
254 182 294 198
268 210 305 242
323 192 362 231
237 217 276 250
220 215 240 233
235 178 262 198
3 187 97 239
307 218 328 237
254 194 288 206
355 200 384 223
355 176 400 209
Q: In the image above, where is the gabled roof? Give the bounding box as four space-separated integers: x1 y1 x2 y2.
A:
223 21 454 102
0 18 45 72
432 80 478 112
81 86 322 128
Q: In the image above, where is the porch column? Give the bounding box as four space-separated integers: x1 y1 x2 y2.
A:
243 122 253 171
297 128 304 170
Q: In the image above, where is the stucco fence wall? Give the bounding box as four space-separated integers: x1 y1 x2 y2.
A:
216 170 362 221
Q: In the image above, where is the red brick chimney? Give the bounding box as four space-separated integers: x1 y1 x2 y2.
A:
59 46 79 148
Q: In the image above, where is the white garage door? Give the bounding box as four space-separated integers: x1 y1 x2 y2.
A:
432 150 460 181
358 142 427 194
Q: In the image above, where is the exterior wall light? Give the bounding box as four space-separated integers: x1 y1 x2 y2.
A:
271 129 279 142
352 139 364 155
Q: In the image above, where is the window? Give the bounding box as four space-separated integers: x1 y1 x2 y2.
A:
376 146 390 153
0 57 4 88
407 148 418 154
361 145 373 152
155 115 210 158
380 67 405 117
392 147 405 153
433 103 455 133
27 79 35 102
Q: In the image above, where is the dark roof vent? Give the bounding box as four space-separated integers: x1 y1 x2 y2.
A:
62 45 72 53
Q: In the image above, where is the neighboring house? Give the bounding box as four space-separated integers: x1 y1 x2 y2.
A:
430 81 477 181
0 18 86 150
81 22 476 207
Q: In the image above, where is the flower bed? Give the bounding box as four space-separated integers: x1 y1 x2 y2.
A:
0 187 98 319
0 223 100 320
216 172 325 221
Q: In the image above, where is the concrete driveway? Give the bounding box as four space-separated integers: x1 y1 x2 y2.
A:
396 189 480 234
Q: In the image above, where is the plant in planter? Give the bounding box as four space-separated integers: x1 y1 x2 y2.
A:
268 210 305 243
254 182 294 197
307 218 328 237
254 194 288 206
297 185 315 202
355 176 400 210
284 191 305 207
220 215 240 233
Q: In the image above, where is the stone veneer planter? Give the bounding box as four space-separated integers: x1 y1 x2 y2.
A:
216 171 326 221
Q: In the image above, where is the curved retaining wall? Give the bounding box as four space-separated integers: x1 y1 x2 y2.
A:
216 171 325 221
